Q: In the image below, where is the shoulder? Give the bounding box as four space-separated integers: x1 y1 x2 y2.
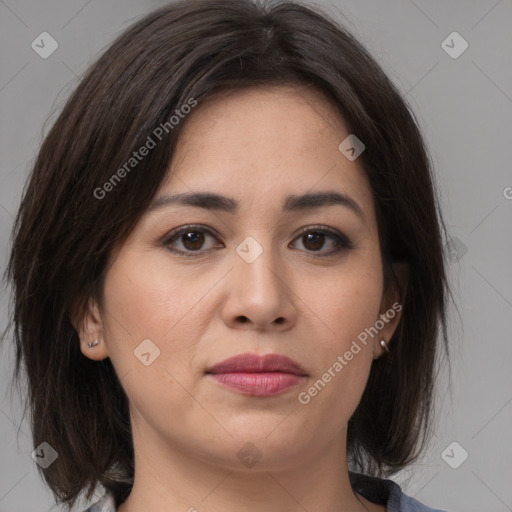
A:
388 482 448 512
349 471 448 512
85 475 448 512
82 490 117 512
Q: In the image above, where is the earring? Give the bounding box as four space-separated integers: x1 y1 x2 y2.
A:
380 339 389 352
87 339 99 349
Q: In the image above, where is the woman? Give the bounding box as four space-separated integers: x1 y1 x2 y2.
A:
4 0 452 510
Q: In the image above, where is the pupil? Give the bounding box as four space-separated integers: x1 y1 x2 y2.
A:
183 231 204 250
180 231 326 252
305 232 323 251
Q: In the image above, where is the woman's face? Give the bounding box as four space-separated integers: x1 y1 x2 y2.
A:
81 85 404 471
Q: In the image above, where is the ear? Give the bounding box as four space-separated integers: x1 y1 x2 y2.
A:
374 262 409 359
71 296 110 361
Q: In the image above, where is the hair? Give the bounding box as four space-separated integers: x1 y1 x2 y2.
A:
2 0 453 509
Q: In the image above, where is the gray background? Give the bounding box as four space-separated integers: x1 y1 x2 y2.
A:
1 0 511 511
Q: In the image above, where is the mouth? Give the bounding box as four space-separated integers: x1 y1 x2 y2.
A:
205 353 308 397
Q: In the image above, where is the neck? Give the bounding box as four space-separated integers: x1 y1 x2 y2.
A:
117 418 375 512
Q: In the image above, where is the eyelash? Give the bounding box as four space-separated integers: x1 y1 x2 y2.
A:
162 224 353 258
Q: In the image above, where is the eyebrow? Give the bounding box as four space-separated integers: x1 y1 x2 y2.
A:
148 190 365 221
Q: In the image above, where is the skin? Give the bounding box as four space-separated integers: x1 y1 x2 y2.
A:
77 84 408 512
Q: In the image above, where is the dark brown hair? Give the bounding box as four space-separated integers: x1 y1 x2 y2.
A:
2 0 453 509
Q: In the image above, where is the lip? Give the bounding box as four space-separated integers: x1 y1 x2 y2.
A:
206 353 307 375
205 353 308 397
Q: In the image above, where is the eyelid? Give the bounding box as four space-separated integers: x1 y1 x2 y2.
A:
162 224 353 256
293 224 351 244
161 224 222 250
291 225 354 252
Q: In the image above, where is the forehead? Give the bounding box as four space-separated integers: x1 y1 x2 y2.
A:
159 84 375 222
175 84 346 153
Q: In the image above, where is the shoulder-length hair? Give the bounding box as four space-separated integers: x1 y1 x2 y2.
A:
3 0 452 509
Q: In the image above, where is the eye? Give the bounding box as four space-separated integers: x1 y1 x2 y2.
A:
162 225 352 257
290 226 353 255
163 225 222 255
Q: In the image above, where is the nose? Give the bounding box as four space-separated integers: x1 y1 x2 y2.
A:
220 241 298 332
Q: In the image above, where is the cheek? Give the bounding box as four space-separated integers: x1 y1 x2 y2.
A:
296 253 383 427
100 250 212 377
313 253 384 354
102 250 203 336
100 252 209 425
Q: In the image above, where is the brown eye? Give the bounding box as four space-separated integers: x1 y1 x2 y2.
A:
164 226 221 255
291 227 352 255
163 225 352 257
302 231 325 251
181 230 205 250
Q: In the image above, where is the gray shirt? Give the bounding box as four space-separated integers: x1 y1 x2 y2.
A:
349 472 447 511
83 473 447 512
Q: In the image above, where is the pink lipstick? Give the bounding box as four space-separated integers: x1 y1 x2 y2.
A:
205 353 307 397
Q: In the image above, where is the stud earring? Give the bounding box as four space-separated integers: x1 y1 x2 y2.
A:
87 339 99 349
380 339 389 352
